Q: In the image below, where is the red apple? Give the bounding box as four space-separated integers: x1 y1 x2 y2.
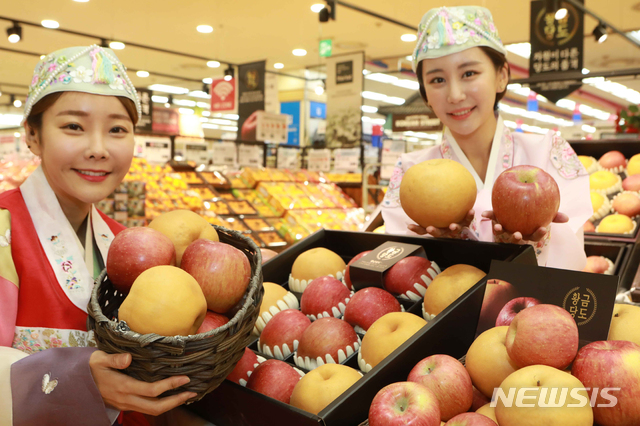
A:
622 174 640 192
571 340 640 426
344 250 371 290
300 276 352 320
181 239 251 314
246 359 303 404
599 150 627 169
106 227 176 293
495 297 541 327
226 347 264 386
583 255 613 274
258 309 311 360
196 311 229 334
584 220 596 233
613 192 640 217
260 248 278 264
445 412 497 426
492 165 561 236
294 317 360 370
471 386 490 412
384 256 441 301
477 279 518 334
506 304 579 369
368 381 441 426
408 354 473 421
344 287 401 333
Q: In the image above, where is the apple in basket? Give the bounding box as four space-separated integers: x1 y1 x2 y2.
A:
181 239 251 314
106 227 176 293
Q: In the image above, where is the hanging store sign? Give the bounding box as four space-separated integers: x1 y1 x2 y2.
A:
135 89 153 133
210 78 236 112
325 52 364 148
529 0 584 103
152 107 180 135
391 113 442 132
238 61 266 142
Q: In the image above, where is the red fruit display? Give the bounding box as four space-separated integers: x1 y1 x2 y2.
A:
181 239 251 314
505 304 579 369
294 317 360 370
599 150 627 170
300 276 352 320
245 359 303 404
495 297 541 327
571 340 640 426
583 255 613 274
343 250 371 290
408 354 473 421
106 227 176 293
384 256 441 301
368 382 441 426
226 347 264 386
612 192 640 217
196 311 229 334
445 412 498 425
258 309 311 360
622 174 640 192
344 287 402 333
492 165 560 236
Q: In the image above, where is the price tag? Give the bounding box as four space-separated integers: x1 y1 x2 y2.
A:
307 149 331 172
212 142 237 167
380 140 405 180
333 148 360 172
144 139 171 164
238 144 264 167
185 143 210 164
277 146 299 170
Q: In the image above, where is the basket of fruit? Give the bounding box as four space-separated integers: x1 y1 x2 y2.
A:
87 210 264 402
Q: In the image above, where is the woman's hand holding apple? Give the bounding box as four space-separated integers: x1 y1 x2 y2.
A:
407 209 475 239
482 211 569 243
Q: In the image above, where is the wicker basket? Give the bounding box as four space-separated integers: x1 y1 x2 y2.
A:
87 225 264 402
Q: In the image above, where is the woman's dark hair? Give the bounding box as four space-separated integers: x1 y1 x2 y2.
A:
417 46 511 111
25 92 138 133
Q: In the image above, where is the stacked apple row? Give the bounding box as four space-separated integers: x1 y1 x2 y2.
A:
105 209 252 337
366 301 640 426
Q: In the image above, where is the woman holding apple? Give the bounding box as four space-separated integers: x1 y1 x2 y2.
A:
380 5 592 270
0 46 200 425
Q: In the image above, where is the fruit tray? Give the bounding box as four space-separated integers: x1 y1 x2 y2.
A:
584 241 631 279
188 230 536 426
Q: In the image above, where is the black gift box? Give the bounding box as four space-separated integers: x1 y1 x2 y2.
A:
189 230 536 426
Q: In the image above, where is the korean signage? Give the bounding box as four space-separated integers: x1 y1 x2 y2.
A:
135 89 153 133
210 78 236 112
238 61 266 142
152 107 180 135
281 101 300 146
319 39 332 57
391 113 442 132
529 0 584 103
325 52 364 148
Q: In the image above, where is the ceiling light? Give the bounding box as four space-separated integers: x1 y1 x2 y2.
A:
148 84 189 94
40 55 45 59
14 132 21 138
405 55 413 61
361 105 378 113
582 68 590 75
207 60 220 68
292 49 307 56
202 77 213 84
311 3 325 12
73 0 90 2
505 42 531 59
315 85 325 95
179 108 195 115
151 95 168 103
6 23 22 43
401 34 417 42
13 99 22 108
136 70 149 78
593 23 608 43
109 41 125 50
189 90 211 99
41 20 59 29
274 63 284 69
555 8 568 20
361 91 405 105
224 65 234 81
197 25 213 34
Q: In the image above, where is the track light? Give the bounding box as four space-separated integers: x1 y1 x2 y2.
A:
593 23 608 43
165 95 173 108
202 83 210 95
10 95 22 108
314 80 326 95
319 0 336 22
6 22 22 43
224 65 234 81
